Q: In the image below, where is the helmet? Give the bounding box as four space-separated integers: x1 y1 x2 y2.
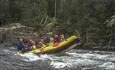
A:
54 35 58 37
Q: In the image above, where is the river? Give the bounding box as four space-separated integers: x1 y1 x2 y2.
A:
0 46 115 70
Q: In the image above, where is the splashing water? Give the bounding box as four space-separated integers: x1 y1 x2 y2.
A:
99 62 115 70
19 53 41 61
17 49 115 70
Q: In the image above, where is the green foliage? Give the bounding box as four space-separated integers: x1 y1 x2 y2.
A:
1 0 115 47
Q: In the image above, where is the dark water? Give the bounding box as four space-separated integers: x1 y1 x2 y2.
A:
0 46 115 70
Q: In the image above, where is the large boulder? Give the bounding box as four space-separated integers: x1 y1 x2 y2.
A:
0 23 34 46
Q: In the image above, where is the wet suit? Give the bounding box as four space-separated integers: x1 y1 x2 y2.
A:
17 41 24 52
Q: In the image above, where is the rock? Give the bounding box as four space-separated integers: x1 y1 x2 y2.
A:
0 23 34 46
106 15 115 27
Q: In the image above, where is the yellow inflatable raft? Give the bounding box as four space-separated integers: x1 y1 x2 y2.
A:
29 35 80 54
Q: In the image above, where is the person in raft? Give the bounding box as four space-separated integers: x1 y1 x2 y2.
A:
39 37 46 48
53 34 60 47
17 38 24 53
25 39 32 51
44 36 50 46
46 36 54 47
59 34 66 42
25 38 36 50
30 38 36 49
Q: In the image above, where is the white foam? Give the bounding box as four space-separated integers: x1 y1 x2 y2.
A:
81 53 96 59
68 59 99 66
50 61 68 68
17 49 115 69
50 56 99 69
94 54 115 62
51 52 115 69
66 52 97 59
99 62 115 70
66 52 77 55
20 53 41 61
40 54 53 60
69 52 115 62
19 53 54 62
107 57 115 62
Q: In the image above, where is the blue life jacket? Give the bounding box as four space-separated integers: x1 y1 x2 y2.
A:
45 37 50 44
17 41 24 51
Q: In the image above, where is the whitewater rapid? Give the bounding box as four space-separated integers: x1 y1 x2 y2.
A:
18 49 115 70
